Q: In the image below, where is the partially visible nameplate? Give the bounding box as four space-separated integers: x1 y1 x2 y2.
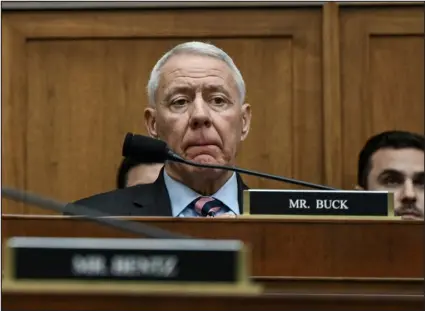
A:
5 237 250 285
243 190 394 218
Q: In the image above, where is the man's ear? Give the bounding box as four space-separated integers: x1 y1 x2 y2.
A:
144 107 158 138
240 103 251 141
354 185 365 190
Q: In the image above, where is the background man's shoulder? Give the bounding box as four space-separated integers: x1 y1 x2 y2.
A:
65 183 154 215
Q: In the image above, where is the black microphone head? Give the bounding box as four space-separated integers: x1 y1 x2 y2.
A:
122 133 169 164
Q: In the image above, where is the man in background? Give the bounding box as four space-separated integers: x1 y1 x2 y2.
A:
356 130 424 220
116 157 163 188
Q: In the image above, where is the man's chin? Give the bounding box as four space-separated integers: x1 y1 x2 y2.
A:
190 154 218 163
400 214 424 221
185 156 227 176
396 209 424 220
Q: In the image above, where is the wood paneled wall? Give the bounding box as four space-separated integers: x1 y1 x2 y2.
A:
2 2 423 214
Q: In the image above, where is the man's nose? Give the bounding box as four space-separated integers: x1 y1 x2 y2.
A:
401 180 417 203
189 95 212 129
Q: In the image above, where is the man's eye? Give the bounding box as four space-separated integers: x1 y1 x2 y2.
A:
414 178 425 187
171 99 188 106
415 182 425 188
211 96 226 105
382 176 403 186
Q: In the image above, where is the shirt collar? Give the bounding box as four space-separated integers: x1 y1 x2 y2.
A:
163 169 239 217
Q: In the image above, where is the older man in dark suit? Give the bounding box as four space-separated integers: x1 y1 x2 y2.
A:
71 41 252 217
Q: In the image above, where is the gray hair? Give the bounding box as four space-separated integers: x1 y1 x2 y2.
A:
146 41 246 106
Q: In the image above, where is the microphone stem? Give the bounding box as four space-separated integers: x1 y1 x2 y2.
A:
227 166 335 190
1 187 191 239
172 156 336 191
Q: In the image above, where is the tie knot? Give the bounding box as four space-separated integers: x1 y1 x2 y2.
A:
192 196 225 217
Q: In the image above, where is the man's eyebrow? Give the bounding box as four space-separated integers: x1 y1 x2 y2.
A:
204 85 231 96
163 85 192 98
164 84 232 98
377 169 425 181
377 169 404 178
166 85 192 93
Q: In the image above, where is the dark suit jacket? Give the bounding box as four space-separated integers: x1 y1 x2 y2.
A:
67 169 249 216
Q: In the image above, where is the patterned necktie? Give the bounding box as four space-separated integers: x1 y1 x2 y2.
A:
192 197 225 217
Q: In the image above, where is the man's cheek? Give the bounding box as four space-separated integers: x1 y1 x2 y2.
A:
159 121 176 137
393 193 402 207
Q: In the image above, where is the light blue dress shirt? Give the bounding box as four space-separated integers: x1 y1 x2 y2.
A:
163 170 240 217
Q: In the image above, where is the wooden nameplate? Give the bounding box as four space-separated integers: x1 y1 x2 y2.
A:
243 189 396 220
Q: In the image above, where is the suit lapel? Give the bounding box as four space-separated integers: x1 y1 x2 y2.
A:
130 168 173 216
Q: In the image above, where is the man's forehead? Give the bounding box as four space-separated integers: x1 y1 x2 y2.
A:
370 148 424 174
160 55 236 83
165 80 228 92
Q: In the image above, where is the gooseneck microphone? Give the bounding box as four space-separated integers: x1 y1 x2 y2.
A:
1 187 190 239
123 133 337 191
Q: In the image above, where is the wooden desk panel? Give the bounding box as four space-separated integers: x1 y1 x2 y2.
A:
255 277 423 295
2 290 423 311
2 215 423 278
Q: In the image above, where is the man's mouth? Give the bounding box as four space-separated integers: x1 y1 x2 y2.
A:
395 207 423 219
187 141 218 147
187 144 217 152
184 143 220 159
